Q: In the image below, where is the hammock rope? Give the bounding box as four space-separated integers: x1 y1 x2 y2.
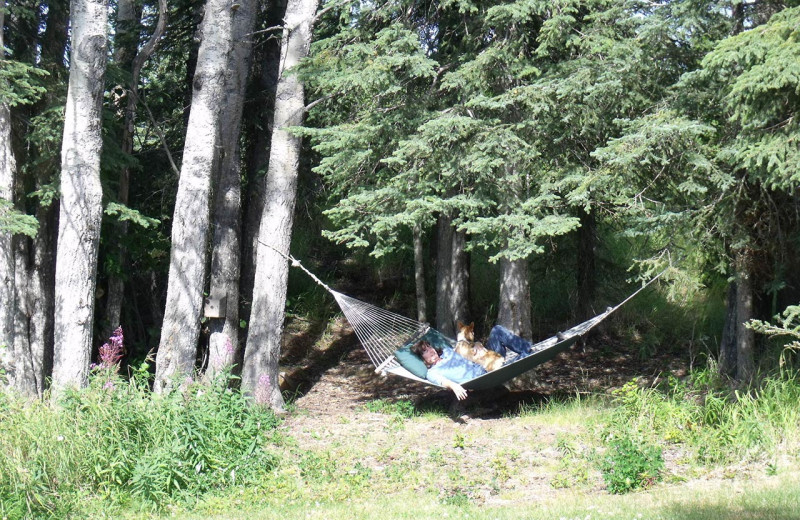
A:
259 240 664 389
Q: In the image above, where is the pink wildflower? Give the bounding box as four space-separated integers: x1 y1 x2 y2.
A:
99 327 124 370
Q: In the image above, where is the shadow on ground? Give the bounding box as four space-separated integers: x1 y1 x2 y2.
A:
278 314 689 420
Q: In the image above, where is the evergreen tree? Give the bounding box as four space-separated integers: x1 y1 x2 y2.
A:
597 4 800 381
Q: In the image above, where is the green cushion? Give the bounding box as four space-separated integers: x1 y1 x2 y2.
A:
393 329 455 380
393 346 428 379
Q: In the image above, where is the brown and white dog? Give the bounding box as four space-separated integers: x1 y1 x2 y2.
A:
455 321 503 372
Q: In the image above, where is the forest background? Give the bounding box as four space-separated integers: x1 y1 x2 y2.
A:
2 0 800 518
2 0 800 408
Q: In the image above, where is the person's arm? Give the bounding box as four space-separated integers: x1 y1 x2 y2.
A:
439 376 467 400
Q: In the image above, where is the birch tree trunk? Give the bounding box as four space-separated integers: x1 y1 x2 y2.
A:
51 0 109 391
0 10 14 380
498 257 532 340
241 0 288 318
154 0 237 392
241 0 318 410
206 0 257 379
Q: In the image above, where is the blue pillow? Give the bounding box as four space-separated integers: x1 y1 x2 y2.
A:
393 346 428 379
393 329 455 379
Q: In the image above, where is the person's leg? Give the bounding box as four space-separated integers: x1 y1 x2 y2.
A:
489 325 532 356
486 326 508 357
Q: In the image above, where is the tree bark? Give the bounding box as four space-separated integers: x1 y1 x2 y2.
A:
413 223 427 323
0 6 11 352
434 216 470 337
241 0 318 410
435 214 454 336
206 0 257 379
718 281 737 378
449 226 469 327
498 257 532 340
0 10 14 381
240 0 288 317
734 249 755 382
154 0 239 392
51 0 109 391
7 3 65 398
576 208 596 321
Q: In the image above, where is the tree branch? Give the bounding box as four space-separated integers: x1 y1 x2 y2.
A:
136 92 181 177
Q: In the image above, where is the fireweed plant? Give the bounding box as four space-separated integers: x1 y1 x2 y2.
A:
0 329 282 518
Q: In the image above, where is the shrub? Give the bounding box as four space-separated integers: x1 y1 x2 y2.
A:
0 363 281 518
600 435 664 494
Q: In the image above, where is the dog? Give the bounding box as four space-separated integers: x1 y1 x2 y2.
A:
455 321 503 372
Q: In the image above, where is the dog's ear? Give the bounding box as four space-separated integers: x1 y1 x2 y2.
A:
468 322 474 330
457 320 465 329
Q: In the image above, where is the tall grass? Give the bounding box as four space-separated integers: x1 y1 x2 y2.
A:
0 365 281 519
606 368 800 464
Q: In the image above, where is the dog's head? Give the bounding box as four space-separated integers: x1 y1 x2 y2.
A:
456 321 475 342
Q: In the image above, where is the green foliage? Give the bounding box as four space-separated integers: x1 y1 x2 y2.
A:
749 304 800 360
0 55 48 107
606 368 800 467
600 434 664 494
0 369 281 517
104 201 161 229
0 198 38 237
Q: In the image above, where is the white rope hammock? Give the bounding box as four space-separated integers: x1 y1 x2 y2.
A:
330 290 432 384
271 244 665 390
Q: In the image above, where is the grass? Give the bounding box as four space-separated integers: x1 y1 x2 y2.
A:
3 363 800 519
109 471 800 520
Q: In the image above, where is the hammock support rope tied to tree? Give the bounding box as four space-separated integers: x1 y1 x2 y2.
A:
269 243 664 390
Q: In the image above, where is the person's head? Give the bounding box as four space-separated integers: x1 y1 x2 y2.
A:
411 340 442 368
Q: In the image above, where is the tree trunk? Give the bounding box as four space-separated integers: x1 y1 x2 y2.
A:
435 214 454 336
576 208 596 321
51 0 109 391
734 249 755 382
206 0 257 379
718 281 737 378
413 223 427 323
7 4 65 398
498 257 532 340
154 0 238 393
241 0 318 410
104 0 167 337
0 11 14 382
449 226 469 326
240 0 288 318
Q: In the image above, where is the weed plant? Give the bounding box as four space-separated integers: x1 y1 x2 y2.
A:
606 367 800 468
0 363 280 519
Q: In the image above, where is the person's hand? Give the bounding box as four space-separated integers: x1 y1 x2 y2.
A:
450 382 467 400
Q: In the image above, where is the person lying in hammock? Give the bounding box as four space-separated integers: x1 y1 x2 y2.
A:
411 326 533 400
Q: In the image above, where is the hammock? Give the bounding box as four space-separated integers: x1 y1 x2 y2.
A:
283 251 664 390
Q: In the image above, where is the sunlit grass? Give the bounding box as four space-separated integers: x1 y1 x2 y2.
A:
119 471 800 520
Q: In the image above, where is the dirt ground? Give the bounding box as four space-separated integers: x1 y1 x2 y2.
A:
278 314 689 419
274 316 697 503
